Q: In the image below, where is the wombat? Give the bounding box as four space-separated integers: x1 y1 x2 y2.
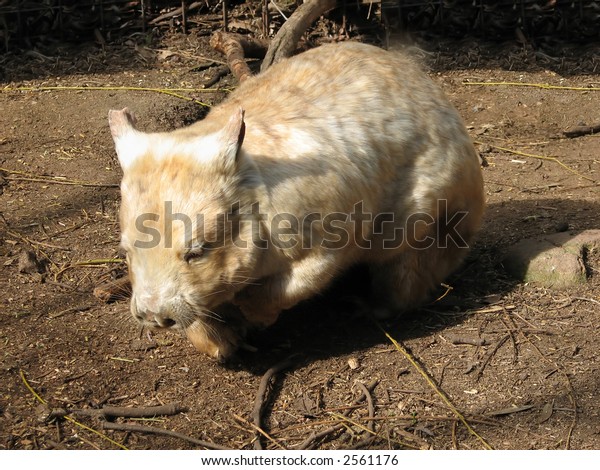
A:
109 42 484 361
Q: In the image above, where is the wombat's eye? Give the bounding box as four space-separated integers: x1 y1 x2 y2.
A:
183 246 205 264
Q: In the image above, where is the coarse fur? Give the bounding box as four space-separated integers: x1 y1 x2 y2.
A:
109 42 485 361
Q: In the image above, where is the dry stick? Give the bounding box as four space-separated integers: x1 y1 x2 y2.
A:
349 381 376 449
463 81 600 92
54 258 124 282
501 314 520 365
262 0 269 36
297 379 379 450
148 1 204 25
275 413 499 443
475 334 510 380
375 323 493 450
515 329 578 449
181 0 188 34
444 333 488 346
485 404 535 417
232 413 286 450
251 357 295 450
358 381 375 435
20 370 128 450
261 0 337 72
222 0 228 31
572 296 600 306
210 32 268 83
1 165 119 188
474 142 597 183
1 85 214 107
48 305 92 319
46 403 186 420
563 123 600 138
101 422 230 450
203 65 230 88
328 411 419 449
6 176 118 188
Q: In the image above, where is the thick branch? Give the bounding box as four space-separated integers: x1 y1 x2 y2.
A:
251 357 294 450
102 422 231 450
210 32 269 83
563 123 600 138
261 0 337 72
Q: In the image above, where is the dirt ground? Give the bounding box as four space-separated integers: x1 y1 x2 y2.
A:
1 13 599 451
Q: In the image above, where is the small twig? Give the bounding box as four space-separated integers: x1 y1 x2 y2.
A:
202 65 230 88
232 413 286 450
473 142 597 183
513 327 578 449
48 305 92 319
451 420 458 449
572 296 600 306
5 176 118 188
374 322 493 450
563 123 600 138
297 379 378 450
251 357 294 450
270 0 289 20
54 258 124 281
20 370 128 450
1 168 118 188
63 369 94 383
501 315 520 365
349 381 376 449
181 0 188 34
468 304 516 314
222 0 228 31
101 422 230 450
356 382 375 434
1 85 215 107
433 283 454 302
463 81 600 92
522 183 561 193
17 238 71 251
485 404 535 417
148 1 204 25
443 333 488 346
329 412 416 449
476 334 510 380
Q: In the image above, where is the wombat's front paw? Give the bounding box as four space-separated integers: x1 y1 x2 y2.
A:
233 289 281 327
185 320 241 362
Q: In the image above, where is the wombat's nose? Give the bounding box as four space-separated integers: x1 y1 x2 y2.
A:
134 308 177 328
153 312 177 328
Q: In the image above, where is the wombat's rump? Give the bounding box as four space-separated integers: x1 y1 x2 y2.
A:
109 42 485 361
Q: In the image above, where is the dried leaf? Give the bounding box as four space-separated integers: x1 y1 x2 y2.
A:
537 401 554 424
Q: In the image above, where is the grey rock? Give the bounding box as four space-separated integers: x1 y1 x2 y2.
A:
502 229 600 289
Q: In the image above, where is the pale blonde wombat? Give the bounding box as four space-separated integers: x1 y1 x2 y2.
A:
109 42 485 361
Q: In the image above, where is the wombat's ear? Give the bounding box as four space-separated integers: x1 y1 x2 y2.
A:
108 108 146 171
219 107 246 172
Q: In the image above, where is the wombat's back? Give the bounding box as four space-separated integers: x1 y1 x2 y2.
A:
183 41 482 223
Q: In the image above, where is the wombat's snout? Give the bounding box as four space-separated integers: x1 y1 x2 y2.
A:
131 296 179 329
134 308 177 328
